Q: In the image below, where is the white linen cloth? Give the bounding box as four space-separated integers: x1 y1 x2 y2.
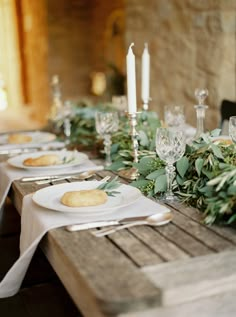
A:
0 191 170 298
0 160 104 209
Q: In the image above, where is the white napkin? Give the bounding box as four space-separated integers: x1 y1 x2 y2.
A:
0 192 170 297
0 161 104 209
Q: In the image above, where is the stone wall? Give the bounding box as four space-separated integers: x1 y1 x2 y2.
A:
47 0 125 102
125 0 236 130
21 0 50 123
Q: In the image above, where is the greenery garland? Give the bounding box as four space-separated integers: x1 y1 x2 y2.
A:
129 130 236 225
49 101 236 225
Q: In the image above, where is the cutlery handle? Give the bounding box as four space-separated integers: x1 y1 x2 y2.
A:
94 221 146 237
21 175 58 182
36 176 72 185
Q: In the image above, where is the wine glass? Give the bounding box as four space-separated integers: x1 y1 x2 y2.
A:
229 116 236 143
156 128 186 201
62 101 73 146
95 111 119 166
164 105 185 130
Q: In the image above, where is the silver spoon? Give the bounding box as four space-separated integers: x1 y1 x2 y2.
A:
93 212 173 237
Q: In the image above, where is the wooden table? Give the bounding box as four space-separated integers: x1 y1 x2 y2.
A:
4 155 236 317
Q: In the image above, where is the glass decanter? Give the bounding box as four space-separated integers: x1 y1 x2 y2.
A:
194 88 208 139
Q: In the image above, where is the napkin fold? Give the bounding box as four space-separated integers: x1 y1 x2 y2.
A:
0 192 170 298
0 160 104 209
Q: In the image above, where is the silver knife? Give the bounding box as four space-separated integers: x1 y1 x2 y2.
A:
66 220 119 231
65 213 166 232
20 174 67 182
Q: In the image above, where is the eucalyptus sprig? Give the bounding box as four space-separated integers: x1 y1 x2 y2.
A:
97 177 122 197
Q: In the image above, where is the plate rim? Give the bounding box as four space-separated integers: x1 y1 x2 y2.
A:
32 181 142 214
7 150 88 170
0 131 56 145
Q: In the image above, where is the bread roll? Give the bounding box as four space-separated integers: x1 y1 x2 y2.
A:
23 154 60 166
213 138 232 145
61 189 108 207
8 134 32 144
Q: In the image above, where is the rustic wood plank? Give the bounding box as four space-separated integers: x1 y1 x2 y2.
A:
128 226 190 262
166 206 236 252
154 222 214 257
40 228 162 317
142 250 236 307
169 201 236 244
118 289 236 317
108 229 164 267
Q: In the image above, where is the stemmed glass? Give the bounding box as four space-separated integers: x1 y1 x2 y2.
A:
229 116 236 143
95 111 119 166
62 101 73 145
164 105 185 130
156 128 186 201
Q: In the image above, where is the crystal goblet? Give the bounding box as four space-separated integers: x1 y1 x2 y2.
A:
229 116 236 143
156 128 186 201
62 101 73 145
95 111 119 166
164 105 185 130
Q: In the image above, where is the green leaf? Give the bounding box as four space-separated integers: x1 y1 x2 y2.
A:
210 129 221 137
176 174 185 185
202 168 214 179
131 179 150 188
228 185 236 196
176 157 189 178
195 158 204 177
106 160 125 171
210 143 224 159
154 174 167 193
139 130 149 147
146 168 165 180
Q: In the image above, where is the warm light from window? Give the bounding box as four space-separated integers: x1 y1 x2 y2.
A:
0 76 8 111
91 72 106 96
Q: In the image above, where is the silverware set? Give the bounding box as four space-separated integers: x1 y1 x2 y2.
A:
20 170 99 184
66 212 173 236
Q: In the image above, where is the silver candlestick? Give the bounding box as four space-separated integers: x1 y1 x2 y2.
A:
129 112 139 163
118 112 140 180
142 98 151 125
142 98 150 112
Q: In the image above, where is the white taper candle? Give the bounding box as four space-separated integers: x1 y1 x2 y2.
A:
141 43 150 102
126 43 137 113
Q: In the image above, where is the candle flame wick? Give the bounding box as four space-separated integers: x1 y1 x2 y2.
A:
128 42 134 53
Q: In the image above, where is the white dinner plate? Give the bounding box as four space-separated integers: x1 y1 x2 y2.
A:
0 131 56 145
32 181 142 214
7 150 88 170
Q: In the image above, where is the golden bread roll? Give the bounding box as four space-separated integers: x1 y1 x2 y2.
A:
213 138 233 145
23 154 60 166
61 189 108 207
8 134 32 144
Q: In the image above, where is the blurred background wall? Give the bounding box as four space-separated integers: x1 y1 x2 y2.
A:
0 0 235 130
